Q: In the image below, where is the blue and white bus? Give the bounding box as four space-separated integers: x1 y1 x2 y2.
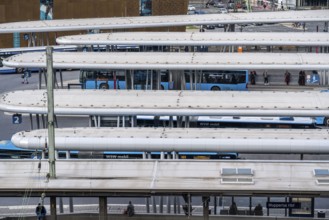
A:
185 70 248 91
79 69 174 90
135 116 320 129
79 69 248 91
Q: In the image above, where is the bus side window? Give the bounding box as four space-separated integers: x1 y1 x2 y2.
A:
231 74 237 84
161 72 169 82
184 72 191 83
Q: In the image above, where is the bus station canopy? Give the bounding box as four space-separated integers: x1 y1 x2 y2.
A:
0 159 328 196
0 10 328 33
12 127 329 154
3 52 329 70
57 32 329 47
0 45 77 56
1 90 329 117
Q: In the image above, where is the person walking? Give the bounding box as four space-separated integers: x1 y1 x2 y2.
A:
21 69 31 84
284 70 291 85
263 71 269 85
35 203 46 220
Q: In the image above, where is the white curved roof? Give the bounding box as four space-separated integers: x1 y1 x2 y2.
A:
0 45 77 55
11 128 329 154
57 32 329 47
1 90 329 117
0 159 328 195
0 10 328 33
3 52 329 70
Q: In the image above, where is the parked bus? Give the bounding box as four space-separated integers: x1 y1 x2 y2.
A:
79 69 174 90
79 69 248 91
185 70 248 91
134 116 319 129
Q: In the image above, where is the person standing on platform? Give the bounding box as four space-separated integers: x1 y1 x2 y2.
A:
229 201 238 215
126 201 135 217
284 70 291 85
263 70 269 85
35 203 46 220
250 70 257 85
299 70 306 86
254 203 263 216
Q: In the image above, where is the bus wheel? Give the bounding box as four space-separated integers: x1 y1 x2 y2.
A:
17 68 23 73
99 83 109 90
211 86 220 91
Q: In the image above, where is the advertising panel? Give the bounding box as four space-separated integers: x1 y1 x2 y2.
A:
40 0 53 20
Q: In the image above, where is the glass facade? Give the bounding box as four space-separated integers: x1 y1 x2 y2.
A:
40 0 53 20
140 0 152 16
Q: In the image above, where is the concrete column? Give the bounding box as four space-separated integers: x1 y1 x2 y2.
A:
214 196 217 215
159 196 163 213
146 197 150 213
99 196 108 220
171 70 183 90
59 197 64 213
167 196 171 213
66 151 70 159
174 196 177 214
30 114 34 130
69 197 74 213
202 196 210 220
152 196 157 213
50 196 57 220
36 114 40 129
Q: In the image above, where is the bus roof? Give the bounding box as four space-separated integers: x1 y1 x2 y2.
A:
57 32 329 47
0 10 328 33
3 52 329 70
11 127 329 154
1 90 329 117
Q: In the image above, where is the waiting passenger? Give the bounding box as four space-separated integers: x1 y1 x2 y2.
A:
263 71 269 85
35 203 46 220
284 70 291 86
298 70 306 86
229 201 238 215
126 201 135 217
250 70 257 85
254 203 263 216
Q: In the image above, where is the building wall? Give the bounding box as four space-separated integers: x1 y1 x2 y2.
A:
0 0 188 48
